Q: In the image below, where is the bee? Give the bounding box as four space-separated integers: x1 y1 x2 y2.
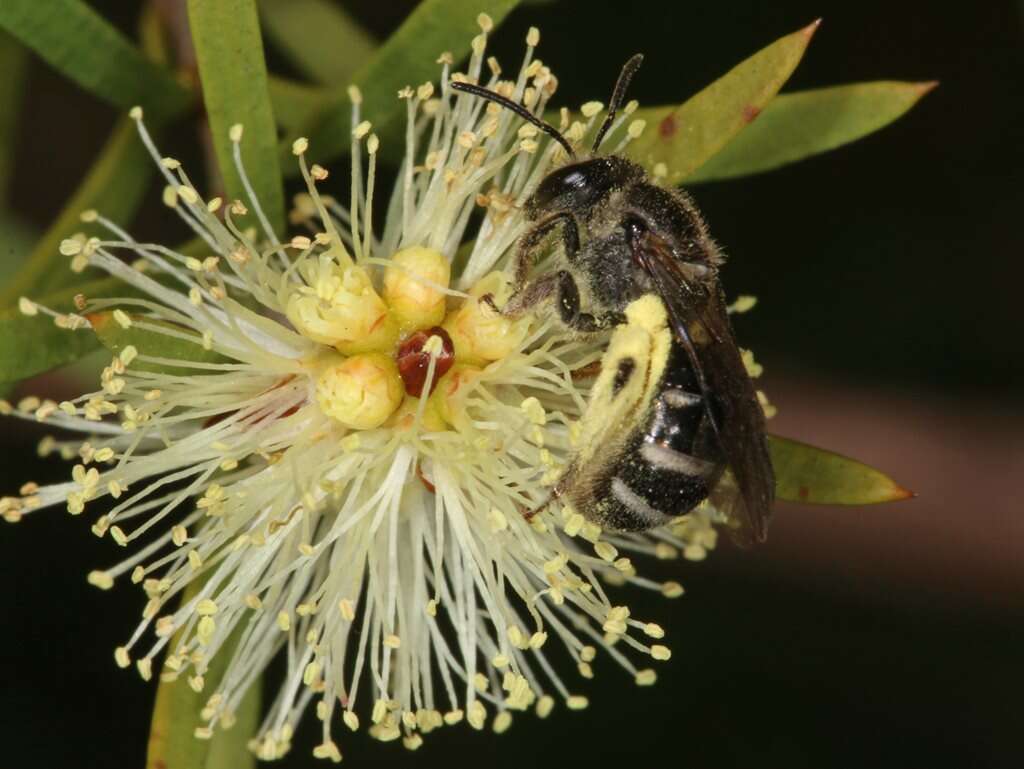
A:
450 55 774 543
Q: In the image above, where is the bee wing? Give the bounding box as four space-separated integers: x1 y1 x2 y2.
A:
632 233 774 544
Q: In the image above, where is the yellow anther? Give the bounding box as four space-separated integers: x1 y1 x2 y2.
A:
196 599 218 616
493 711 512 734
661 581 685 598
635 669 658 686
566 695 589 710
114 646 131 668
338 598 356 621
467 701 487 730
88 570 113 589
644 622 665 639
651 644 672 661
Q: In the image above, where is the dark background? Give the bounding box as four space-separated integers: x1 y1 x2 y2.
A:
1 1 1021 768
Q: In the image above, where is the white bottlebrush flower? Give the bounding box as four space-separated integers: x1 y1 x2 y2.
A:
1 18 719 762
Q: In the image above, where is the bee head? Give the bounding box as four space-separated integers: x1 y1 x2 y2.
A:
526 156 645 220
449 53 646 217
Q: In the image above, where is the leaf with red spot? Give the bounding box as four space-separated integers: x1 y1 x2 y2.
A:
769 434 913 505
682 81 938 183
625 20 820 185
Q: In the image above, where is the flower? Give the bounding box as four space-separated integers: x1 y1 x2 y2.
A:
1 17 721 762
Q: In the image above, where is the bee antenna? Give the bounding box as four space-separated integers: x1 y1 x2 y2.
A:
592 53 644 152
449 80 576 159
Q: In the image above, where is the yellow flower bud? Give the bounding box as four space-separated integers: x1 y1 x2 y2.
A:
316 353 403 429
383 246 451 332
444 272 529 364
286 255 398 354
386 395 447 434
429 364 484 427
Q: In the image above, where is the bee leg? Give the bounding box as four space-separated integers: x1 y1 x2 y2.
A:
497 270 562 318
512 212 580 290
554 271 622 332
523 485 561 522
499 270 621 332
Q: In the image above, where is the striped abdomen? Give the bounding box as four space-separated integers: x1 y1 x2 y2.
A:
574 342 723 531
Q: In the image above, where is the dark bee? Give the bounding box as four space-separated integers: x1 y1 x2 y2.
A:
451 55 774 544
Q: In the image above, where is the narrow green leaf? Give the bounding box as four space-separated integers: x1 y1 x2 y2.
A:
0 116 157 306
0 31 29 207
89 311 227 376
146 581 260 769
188 0 285 232
293 0 521 172
626 20 820 186
680 81 938 183
259 0 376 85
0 279 108 384
0 212 36 262
769 434 913 505
268 76 331 134
0 0 190 118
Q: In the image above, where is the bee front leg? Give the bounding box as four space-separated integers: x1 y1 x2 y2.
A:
552 271 625 332
497 270 620 333
512 212 580 290
497 270 562 317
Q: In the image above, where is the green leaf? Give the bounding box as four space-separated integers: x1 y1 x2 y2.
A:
0 116 157 306
146 581 260 769
188 0 285 233
681 81 938 183
0 31 29 207
0 212 37 289
293 0 521 172
626 20 820 186
769 434 913 505
259 0 376 85
89 311 227 376
268 76 331 134
0 278 108 384
0 0 190 118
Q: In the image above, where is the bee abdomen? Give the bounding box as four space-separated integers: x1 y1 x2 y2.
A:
590 386 720 532
594 441 717 534
605 476 675 530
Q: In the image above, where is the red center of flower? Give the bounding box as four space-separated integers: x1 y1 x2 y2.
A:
396 327 455 397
